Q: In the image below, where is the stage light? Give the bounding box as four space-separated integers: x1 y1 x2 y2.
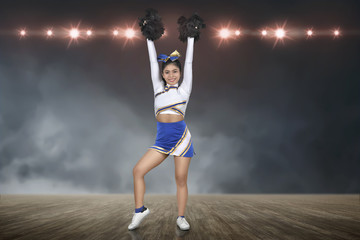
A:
70 28 79 39
125 28 135 39
20 29 26 36
261 30 267 36
86 30 92 36
113 29 119 36
219 28 230 38
275 28 285 38
306 28 314 39
272 22 289 48
235 30 240 36
47 30 53 36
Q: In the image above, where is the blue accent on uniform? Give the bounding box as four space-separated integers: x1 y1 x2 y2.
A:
155 86 178 97
183 141 195 157
171 108 184 116
135 205 144 213
155 101 187 115
149 120 195 157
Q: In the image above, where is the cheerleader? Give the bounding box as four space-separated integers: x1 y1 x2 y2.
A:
128 9 205 231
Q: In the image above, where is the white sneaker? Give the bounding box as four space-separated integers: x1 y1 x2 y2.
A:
128 208 150 230
176 217 190 230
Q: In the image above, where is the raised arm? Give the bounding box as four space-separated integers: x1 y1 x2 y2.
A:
181 37 195 94
147 39 164 93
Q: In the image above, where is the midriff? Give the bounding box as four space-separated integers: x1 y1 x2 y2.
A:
156 114 184 123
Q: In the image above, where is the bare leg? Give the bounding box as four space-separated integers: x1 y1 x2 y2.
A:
133 149 168 208
174 156 192 216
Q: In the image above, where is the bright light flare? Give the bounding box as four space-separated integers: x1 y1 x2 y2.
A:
261 30 268 36
19 29 26 36
47 30 53 36
125 28 135 39
113 29 119 36
331 28 341 39
65 23 82 48
271 22 289 48
119 22 141 48
306 29 314 39
70 28 79 39
86 30 92 36
219 28 230 38
275 28 285 38
213 22 238 48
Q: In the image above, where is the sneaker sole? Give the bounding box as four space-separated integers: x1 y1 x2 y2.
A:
177 225 190 231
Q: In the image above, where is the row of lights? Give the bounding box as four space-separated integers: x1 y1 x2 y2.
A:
18 28 136 39
18 27 341 40
16 25 344 48
218 28 341 39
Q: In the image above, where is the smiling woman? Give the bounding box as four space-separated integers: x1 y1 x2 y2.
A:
127 8 205 232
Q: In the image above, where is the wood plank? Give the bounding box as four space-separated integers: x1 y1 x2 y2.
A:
0 194 359 240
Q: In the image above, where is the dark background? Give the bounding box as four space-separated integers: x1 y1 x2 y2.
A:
0 0 359 194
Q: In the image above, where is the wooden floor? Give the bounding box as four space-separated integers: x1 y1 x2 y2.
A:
0 194 359 240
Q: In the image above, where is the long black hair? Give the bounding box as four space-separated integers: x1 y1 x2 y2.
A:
161 59 182 85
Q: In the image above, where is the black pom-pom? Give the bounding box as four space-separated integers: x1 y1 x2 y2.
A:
138 8 165 41
177 13 206 42
177 16 188 43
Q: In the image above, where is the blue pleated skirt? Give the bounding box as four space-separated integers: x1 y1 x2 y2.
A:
149 120 195 157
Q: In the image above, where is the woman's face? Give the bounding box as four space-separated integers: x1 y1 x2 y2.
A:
162 63 181 85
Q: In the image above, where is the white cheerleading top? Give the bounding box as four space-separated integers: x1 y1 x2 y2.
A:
146 37 194 118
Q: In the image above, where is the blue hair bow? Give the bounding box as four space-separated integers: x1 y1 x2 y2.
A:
157 50 181 63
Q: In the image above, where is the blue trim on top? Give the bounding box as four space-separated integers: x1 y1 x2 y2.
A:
155 86 178 98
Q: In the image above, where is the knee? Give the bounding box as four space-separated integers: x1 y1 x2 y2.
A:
175 174 187 187
133 165 146 178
